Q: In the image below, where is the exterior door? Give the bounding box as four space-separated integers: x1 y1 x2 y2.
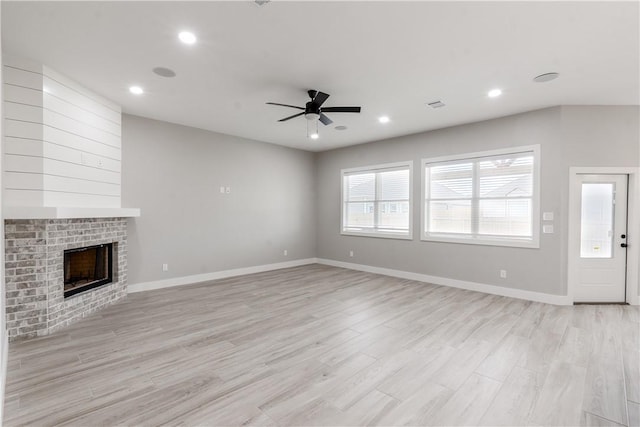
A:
572 174 628 303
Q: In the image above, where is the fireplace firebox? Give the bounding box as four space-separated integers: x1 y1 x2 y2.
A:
64 243 113 298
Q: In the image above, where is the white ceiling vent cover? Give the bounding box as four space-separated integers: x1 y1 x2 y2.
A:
427 101 446 109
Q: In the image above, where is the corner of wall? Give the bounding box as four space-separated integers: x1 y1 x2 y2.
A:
0 6 8 422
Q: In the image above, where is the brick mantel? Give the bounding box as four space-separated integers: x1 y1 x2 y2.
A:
4 218 128 340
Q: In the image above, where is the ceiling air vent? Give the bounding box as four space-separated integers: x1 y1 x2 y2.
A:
427 101 446 109
255 0 270 5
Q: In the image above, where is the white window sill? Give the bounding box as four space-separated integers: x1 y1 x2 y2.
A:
341 231 414 241
422 234 539 249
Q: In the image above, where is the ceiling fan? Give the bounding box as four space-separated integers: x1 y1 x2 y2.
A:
266 90 361 126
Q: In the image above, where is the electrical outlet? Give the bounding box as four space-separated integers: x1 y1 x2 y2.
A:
162 263 169 272
225 187 231 194
500 269 507 279
349 250 354 257
283 249 288 256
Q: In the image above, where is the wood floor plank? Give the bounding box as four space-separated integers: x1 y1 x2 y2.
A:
529 361 588 426
3 264 636 426
374 381 454 426
582 325 629 425
580 411 626 426
475 333 529 381
628 401 640 427
479 366 544 426
428 373 502 426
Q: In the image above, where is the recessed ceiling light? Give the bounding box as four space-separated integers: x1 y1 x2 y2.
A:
178 31 197 45
129 86 144 95
335 125 348 131
310 133 319 140
153 67 176 78
378 116 390 123
488 88 502 98
533 72 560 83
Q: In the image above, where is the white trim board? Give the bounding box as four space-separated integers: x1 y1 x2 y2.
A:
128 258 318 293
317 258 572 305
1 331 7 425
129 256 572 305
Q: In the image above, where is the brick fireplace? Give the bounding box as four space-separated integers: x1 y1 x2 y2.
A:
4 218 128 341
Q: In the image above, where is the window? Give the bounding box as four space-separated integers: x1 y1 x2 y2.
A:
342 161 413 239
422 146 540 248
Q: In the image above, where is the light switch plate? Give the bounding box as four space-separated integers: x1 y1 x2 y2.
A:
543 212 554 221
543 225 554 234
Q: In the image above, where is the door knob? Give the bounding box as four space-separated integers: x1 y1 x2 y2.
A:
621 243 628 248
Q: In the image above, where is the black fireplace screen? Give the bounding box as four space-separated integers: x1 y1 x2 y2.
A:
63 243 113 298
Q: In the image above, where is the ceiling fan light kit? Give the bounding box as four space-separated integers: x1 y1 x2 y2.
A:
267 89 361 140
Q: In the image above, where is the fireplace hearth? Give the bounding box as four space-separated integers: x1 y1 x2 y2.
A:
4 218 128 340
64 243 113 298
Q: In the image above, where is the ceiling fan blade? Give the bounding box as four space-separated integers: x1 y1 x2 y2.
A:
312 91 330 107
321 106 361 113
319 113 333 126
278 112 305 122
266 102 304 110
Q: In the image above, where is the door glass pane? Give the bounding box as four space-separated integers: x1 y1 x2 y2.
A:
580 183 614 258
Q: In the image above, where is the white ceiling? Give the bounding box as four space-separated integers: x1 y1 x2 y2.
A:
2 1 639 152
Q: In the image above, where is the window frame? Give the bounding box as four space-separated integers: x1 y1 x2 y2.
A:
421 145 540 248
341 161 414 240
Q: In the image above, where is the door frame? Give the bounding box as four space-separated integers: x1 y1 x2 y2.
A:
568 167 640 305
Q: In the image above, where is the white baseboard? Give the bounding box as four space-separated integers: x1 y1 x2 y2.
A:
128 258 318 293
1 329 8 425
317 258 572 306
128 256 571 305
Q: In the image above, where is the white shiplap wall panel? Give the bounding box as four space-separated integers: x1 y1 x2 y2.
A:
3 189 44 207
43 125 121 160
3 54 42 73
3 57 122 209
4 119 43 141
5 137 120 173
3 84 42 107
43 109 120 148
2 66 41 90
43 66 119 115
44 93 121 136
43 76 120 125
5 155 120 184
43 191 119 208
4 137 43 157
5 173 120 196
43 143 120 172
4 189 118 208
4 101 42 123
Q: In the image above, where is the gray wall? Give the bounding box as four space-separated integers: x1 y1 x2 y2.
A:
122 114 316 285
316 106 639 296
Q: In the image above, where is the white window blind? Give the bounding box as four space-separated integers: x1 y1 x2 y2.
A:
342 162 412 238
424 147 539 247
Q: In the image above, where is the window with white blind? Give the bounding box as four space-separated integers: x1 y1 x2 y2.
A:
422 146 540 248
342 161 413 239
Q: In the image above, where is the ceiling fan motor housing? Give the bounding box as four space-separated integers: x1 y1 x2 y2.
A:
305 101 321 120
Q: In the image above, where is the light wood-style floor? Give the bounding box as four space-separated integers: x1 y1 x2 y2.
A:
4 264 639 426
